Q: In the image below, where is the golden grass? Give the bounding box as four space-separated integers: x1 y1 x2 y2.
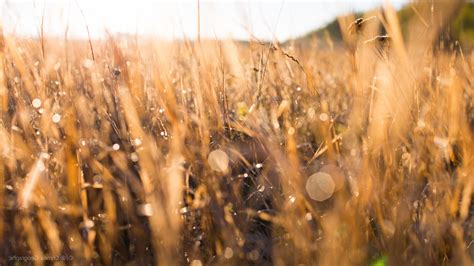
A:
0 1 473 265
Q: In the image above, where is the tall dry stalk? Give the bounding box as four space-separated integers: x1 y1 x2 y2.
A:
0 1 472 265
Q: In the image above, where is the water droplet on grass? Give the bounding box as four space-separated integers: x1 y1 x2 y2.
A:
288 127 295 135
190 260 202 266
93 175 102 184
133 138 142 146
248 250 260 261
307 108 316 119
306 172 335 201
208 149 229 173
224 247 234 259
53 62 61 71
80 219 94 229
319 113 329 122
350 149 357 156
433 136 448 149
82 59 93 69
289 195 296 203
32 98 41 108
138 203 153 216
52 113 61 123
417 120 426 129
130 152 139 162
179 207 189 214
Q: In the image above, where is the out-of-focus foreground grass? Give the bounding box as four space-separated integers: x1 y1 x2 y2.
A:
0 1 473 265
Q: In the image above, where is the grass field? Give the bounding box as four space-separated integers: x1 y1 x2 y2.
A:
0 1 473 265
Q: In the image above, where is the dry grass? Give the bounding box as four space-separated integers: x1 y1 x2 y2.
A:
0 1 473 265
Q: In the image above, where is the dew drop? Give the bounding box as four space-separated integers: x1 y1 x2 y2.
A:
224 247 234 259
307 108 315 119
289 195 296 203
52 113 61 123
112 143 120 151
138 203 153 216
53 62 61 71
433 136 448 149
93 175 102 184
32 98 42 108
82 59 93 69
80 139 87 146
305 172 335 201
248 250 260 261
208 149 229 173
319 113 329 122
130 152 139 162
288 127 295 135
11 125 21 132
133 138 142 146
80 219 95 229
179 207 189 214
350 148 357 157
190 260 202 266
417 120 426 129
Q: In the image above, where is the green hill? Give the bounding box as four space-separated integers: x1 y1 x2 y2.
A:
452 3 474 47
292 2 474 49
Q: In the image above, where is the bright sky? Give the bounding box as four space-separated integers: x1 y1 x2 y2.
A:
0 0 409 41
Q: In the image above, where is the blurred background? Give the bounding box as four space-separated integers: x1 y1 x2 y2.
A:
1 0 410 41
